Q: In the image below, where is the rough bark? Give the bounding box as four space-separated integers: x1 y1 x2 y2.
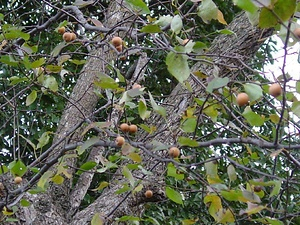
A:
9 6 273 225
68 13 273 225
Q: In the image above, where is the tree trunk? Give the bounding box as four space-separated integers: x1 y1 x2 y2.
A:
12 5 273 225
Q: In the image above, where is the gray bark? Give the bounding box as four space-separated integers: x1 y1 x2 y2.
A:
7 5 273 225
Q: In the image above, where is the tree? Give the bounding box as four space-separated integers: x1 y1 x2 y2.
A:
1 0 300 224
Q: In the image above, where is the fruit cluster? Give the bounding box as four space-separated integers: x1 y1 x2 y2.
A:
115 123 138 147
236 83 282 107
57 26 77 42
112 36 123 52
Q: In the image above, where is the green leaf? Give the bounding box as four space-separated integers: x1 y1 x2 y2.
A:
197 0 218 23
291 101 300 118
171 15 183 34
217 29 235 35
221 190 241 201
26 90 37 106
181 118 197 133
123 166 135 187
94 74 119 90
203 104 218 123
77 136 99 155
148 92 166 118
233 0 257 13
138 100 151 120
227 165 237 182
37 171 54 189
115 184 131 194
274 0 296 21
296 81 300 93
92 181 109 191
178 136 199 147
166 51 190 83
37 132 51 149
206 77 229 93
270 180 281 197
0 55 19 66
91 213 104 225
51 42 66 57
51 174 64 184
31 58 45 68
125 0 150 14
4 29 30 40
166 186 183 204
45 65 62 73
8 160 28 177
205 160 222 184
270 114 280 124
127 152 142 163
20 199 31 207
254 217 284 225
76 161 97 175
167 163 184 180
140 24 161 33
43 76 58 92
244 83 263 101
69 59 86 65
242 106 264 127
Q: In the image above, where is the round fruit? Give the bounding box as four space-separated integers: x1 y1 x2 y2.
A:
294 27 300 39
144 190 153 198
236 93 249 106
14 176 22 184
115 136 125 147
112 36 123 47
269 83 282 97
115 45 123 52
169 147 180 158
129 124 138 133
254 186 262 192
63 32 74 42
71 33 77 41
120 123 129 132
58 26 66 34
132 83 141 89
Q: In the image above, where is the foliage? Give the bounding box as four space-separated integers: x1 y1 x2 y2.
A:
0 0 300 224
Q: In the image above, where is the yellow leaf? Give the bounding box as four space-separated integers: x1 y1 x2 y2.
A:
128 152 142 163
91 181 109 191
217 10 227 25
2 206 14 216
204 195 222 220
218 209 235 224
51 174 64 184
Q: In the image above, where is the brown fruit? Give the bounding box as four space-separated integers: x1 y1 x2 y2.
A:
236 93 249 106
71 32 77 41
132 83 142 89
294 28 300 39
169 147 180 158
144 190 153 198
115 45 123 52
269 83 282 97
63 32 74 42
115 136 125 146
14 176 22 184
58 26 66 34
112 36 123 47
120 123 129 132
129 124 138 133
254 186 262 192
